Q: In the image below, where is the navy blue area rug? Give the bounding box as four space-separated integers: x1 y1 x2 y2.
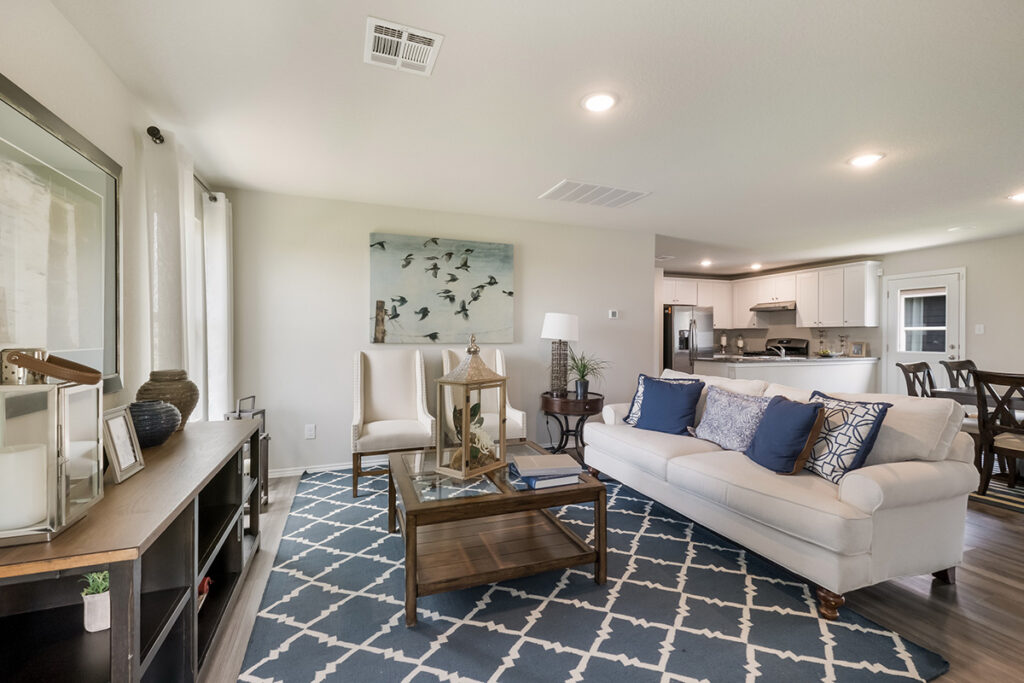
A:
239 469 948 682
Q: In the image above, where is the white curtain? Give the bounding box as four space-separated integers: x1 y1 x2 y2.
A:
142 129 233 421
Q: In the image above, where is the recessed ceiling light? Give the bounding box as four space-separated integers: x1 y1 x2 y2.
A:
582 93 616 112
700 259 712 267
848 153 885 168
1009 191 1024 202
750 263 763 270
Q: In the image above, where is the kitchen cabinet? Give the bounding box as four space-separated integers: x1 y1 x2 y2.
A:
817 267 846 327
842 262 880 327
710 281 733 329
795 271 820 327
663 278 698 305
732 279 764 328
755 274 796 303
792 261 880 328
696 280 714 307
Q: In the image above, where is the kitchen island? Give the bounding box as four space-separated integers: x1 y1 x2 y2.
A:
693 356 880 393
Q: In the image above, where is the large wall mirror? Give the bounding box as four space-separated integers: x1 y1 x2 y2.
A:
0 73 121 392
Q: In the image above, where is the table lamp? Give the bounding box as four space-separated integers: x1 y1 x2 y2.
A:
541 313 579 398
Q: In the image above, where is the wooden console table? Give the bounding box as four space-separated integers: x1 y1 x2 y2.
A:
0 420 263 682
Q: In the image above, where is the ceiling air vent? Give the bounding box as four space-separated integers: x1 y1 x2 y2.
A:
538 179 650 208
364 17 444 76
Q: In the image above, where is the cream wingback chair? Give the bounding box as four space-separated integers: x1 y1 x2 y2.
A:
441 347 527 443
352 348 435 497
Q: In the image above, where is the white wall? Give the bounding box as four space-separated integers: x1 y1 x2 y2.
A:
0 0 152 403
227 189 657 473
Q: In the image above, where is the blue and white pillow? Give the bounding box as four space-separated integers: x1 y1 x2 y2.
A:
806 391 892 483
692 386 772 452
625 374 702 425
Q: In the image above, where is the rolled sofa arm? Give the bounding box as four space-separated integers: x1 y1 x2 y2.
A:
839 459 980 513
602 403 630 424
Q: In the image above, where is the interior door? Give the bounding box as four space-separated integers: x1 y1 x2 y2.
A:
884 271 963 394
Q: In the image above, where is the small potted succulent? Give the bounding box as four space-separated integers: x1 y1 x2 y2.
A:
81 570 110 632
568 348 610 400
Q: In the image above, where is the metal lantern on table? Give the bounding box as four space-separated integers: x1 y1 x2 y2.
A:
435 335 507 480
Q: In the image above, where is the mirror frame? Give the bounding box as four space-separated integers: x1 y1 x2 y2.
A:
0 71 122 393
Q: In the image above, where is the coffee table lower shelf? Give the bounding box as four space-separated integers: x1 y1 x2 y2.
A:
415 509 596 597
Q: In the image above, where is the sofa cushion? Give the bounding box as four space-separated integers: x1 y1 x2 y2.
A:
660 370 769 422
806 392 892 483
625 374 702 425
585 422 722 480
766 385 965 464
354 419 432 452
746 396 825 474
666 451 872 555
634 379 705 435
693 387 771 451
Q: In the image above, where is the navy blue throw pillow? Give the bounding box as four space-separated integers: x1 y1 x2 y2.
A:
634 380 705 435
745 396 825 474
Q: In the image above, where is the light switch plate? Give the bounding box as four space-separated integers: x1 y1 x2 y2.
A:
304 424 317 439
608 309 619 319
975 324 985 335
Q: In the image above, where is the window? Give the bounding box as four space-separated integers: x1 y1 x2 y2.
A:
899 287 946 352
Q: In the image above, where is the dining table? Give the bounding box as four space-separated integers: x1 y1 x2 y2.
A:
931 386 1024 412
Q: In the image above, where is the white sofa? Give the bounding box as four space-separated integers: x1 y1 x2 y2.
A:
584 370 980 619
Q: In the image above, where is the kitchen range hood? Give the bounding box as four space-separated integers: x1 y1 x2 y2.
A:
750 300 797 312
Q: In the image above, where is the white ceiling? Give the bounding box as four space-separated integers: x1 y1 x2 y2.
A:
52 0 1024 274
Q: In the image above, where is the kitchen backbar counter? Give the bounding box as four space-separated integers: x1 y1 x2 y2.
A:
692 357 880 393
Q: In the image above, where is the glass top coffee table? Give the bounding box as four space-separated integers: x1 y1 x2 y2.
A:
387 440 607 626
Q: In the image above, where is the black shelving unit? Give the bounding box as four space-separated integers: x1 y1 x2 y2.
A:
0 421 263 683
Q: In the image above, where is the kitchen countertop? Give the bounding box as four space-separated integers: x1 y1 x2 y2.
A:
695 355 879 364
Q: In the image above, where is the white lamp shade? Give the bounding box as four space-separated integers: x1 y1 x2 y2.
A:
541 313 579 342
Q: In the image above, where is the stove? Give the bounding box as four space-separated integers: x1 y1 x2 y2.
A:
743 338 810 358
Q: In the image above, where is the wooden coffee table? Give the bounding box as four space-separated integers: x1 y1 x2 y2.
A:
387 441 607 626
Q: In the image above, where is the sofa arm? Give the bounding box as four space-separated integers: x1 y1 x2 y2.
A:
603 403 630 424
839 459 980 513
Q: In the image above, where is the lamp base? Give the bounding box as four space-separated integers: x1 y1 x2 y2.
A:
550 340 568 397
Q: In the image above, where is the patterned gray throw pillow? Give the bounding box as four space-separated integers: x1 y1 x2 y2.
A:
692 386 771 451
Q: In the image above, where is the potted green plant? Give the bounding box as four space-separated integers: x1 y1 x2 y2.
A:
568 348 610 399
81 570 110 632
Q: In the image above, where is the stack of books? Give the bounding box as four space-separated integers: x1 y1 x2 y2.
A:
509 452 582 489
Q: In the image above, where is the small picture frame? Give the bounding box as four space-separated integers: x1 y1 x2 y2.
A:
103 406 145 483
849 341 868 358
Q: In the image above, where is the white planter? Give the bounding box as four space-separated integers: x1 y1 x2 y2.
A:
83 591 110 632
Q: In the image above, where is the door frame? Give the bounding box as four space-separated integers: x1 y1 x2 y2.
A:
880 267 966 393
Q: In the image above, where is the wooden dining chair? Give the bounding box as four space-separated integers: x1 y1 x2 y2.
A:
939 359 977 389
896 361 936 398
938 358 987 470
972 370 1024 495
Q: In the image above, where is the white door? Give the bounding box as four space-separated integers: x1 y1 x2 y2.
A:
883 271 964 394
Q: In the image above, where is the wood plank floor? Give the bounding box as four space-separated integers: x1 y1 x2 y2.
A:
206 477 1023 682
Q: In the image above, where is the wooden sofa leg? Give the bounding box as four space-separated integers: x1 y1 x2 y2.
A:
932 567 956 584
816 587 845 620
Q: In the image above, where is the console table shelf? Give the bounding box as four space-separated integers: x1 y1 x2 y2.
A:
0 419 263 682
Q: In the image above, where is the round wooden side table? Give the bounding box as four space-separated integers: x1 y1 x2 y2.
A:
541 391 605 459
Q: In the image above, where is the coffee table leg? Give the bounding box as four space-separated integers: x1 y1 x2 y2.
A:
405 517 418 626
388 468 396 533
594 486 607 584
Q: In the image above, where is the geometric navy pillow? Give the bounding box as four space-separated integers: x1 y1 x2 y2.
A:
624 373 702 425
633 379 705 435
805 391 892 483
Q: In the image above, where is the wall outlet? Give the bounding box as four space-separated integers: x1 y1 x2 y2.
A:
974 323 985 335
608 309 618 319
304 424 316 439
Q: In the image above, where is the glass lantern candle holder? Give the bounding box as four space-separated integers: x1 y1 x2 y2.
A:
0 381 103 546
435 335 507 480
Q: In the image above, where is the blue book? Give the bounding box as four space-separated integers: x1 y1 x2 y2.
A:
509 463 579 489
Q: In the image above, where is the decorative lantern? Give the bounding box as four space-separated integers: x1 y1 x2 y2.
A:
435 335 507 480
0 381 104 546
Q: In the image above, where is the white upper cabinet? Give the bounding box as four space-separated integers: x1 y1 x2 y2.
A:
790 261 880 328
773 274 796 301
711 281 733 329
732 279 764 328
795 271 820 327
696 280 714 307
663 278 699 305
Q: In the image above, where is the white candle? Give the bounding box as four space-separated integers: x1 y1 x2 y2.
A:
0 444 48 531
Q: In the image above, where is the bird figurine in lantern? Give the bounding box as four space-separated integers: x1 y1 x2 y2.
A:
435 335 507 479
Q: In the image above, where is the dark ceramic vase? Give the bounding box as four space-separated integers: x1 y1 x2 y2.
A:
575 379 590 400
136 370 199 431
128 400 181 448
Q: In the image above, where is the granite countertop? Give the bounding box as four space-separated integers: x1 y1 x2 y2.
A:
694 355 879 364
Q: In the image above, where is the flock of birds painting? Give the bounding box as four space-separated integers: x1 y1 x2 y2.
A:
371 236 513 342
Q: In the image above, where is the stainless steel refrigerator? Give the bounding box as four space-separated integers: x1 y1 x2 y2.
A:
663 305 714 373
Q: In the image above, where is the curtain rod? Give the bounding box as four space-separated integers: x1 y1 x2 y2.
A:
146 124 218 202
194 174 218 202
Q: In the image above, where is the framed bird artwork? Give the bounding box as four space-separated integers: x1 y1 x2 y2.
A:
369 232 514 343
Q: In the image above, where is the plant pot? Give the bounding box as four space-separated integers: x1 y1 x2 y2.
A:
135 370 199 431
128 400 181 448
83 592 110 632
575 379 589 400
